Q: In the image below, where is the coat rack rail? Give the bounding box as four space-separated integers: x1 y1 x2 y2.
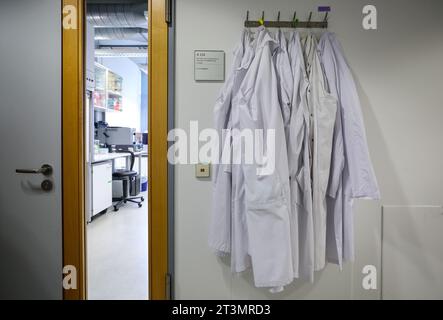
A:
244 10 329 29
244 20 328 28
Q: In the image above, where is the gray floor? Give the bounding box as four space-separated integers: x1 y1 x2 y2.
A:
87 192 148 300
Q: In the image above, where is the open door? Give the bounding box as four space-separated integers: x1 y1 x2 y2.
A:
62 0 171 300
0 0 64 300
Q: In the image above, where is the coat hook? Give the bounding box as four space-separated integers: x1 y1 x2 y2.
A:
259 11 265 26
308 11 312 27
324 12 329 22
277 11 281 22
292 11 298 28
246 10 249 22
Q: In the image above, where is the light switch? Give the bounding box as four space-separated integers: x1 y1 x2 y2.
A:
195 163 210 178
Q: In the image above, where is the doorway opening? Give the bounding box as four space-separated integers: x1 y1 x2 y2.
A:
63 0 169 300
84 0 149 300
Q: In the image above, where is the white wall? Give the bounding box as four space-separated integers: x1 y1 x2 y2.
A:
174 0 443 299
101 58 142 131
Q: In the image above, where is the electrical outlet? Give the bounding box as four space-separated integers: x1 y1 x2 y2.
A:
195 163 210 178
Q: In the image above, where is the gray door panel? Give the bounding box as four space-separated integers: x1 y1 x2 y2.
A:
0 0 62 299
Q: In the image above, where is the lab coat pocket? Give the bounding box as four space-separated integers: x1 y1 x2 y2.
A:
244 166 283 204
256 172 283 203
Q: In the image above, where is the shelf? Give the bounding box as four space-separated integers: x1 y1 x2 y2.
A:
108 90 122 96
94 106 107 112
104 109 122 113
94 62 124 112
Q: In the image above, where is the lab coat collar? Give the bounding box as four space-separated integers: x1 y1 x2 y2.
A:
276 29 288 53
289 31 309 83
236 29 256 71
254 27 279 53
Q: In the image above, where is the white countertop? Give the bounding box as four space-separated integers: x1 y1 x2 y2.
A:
92 151 146 164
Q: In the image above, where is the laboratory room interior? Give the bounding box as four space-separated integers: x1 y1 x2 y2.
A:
84 0 149 300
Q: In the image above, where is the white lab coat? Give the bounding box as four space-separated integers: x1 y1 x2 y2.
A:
303 34 338 272
227 31 257 273
237 27 293 288
209 29 255 263
274 29 299 280
318 33 345 267
319 32 380 264
287 31 314 281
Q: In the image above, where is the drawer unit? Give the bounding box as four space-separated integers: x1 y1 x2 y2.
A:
92 161 113 216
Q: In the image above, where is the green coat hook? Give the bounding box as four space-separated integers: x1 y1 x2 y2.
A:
259 11 265 26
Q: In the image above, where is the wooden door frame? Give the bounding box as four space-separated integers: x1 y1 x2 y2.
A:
62 0 170 300
62 0 86 300
148 0 170 300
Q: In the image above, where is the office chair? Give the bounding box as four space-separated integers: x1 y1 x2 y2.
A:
112 150 144 212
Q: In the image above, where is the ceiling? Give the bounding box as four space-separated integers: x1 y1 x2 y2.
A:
87 0 146 4
87 0 148 71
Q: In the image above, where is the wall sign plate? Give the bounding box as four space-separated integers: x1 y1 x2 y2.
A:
194 50 225 82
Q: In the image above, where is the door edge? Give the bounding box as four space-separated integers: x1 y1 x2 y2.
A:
62 0 86 300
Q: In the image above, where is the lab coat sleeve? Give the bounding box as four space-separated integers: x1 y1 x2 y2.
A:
330 34 380 200
326 113 344 199
319 37 345 199
209 87 233 255
209 48 239 254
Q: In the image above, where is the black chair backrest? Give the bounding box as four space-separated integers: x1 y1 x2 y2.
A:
116 149 135 171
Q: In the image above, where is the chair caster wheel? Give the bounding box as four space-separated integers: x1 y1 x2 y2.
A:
141 197 145 202
114 206 119 212
124 200 127 204
138 203 142 208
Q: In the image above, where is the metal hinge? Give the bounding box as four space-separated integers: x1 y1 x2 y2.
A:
165 273 172 300
165 0 172 25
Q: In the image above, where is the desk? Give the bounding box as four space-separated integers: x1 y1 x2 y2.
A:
93 151 147 174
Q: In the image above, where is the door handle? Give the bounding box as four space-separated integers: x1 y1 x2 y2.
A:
16 164 53 176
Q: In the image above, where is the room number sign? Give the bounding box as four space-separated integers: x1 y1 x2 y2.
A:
194 50 225 82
